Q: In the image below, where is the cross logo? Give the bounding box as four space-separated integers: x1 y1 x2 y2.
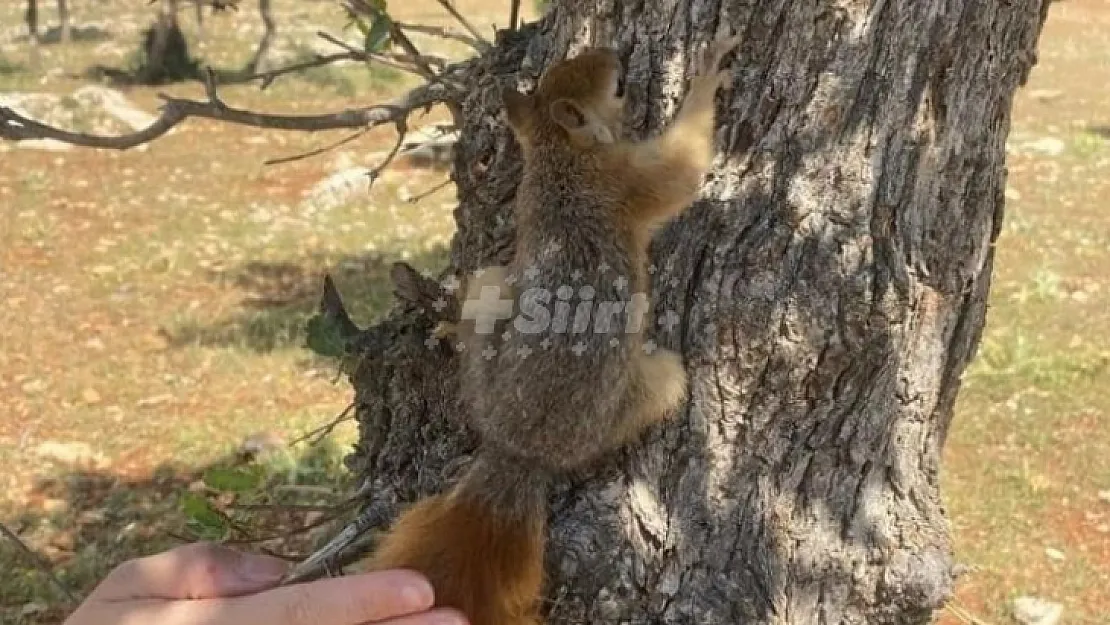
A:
482 345 497 360
571 341 587 356
441 275 461 293
460 285 514 335
659 309 681 332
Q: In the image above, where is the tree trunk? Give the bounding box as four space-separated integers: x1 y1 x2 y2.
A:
243 0 276 75
26 0 39 44
341 1 1050 623
57 0 69 43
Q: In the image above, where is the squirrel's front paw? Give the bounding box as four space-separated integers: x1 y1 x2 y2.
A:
696 31 741 87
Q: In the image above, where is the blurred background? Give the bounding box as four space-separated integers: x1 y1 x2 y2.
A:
0 1 1106 624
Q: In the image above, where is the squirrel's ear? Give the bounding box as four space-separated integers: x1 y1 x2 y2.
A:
501 88 534 130
548 98 587 131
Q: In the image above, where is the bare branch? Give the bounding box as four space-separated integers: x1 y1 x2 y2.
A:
287 402 357 447
0 77 453 151
396 21 483 51
435 0 492 51
509 0 521 31
0 522 79 606
315 31 432 80
263 126 372 166
406 178 453 204
243 52 362 90
367 120 408 183
280 501 391 585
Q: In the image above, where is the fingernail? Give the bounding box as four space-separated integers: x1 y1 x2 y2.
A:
239 554 288 583
400 577 435 610
433 610 468 625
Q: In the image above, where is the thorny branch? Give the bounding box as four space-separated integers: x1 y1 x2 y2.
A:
0 72 457 150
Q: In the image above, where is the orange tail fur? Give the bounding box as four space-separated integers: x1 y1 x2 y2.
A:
365 456 549 625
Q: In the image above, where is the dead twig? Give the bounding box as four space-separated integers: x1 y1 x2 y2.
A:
280 501 391 585
407 178 453 203
509 0 521 31
435 0 491 51
244 52 361 90
0 522 79 606
223 508 343 545
367 121 408 182
315 31 432 81
396 21 483 51
287 402 357 447
0 76 453 150
264 126 373 166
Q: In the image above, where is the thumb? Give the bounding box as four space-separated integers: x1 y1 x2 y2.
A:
97 542 289 601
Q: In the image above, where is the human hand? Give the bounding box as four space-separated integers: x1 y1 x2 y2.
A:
63 542 467 625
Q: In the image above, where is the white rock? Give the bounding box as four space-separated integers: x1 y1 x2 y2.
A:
1026 137 1066 156
1044 547 1066 561
1028 89 1063 102
301 167 372 211
34 441 107 467
1013 596 1063 625
72 85 156 130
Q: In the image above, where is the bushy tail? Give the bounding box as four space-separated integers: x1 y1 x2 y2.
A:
365 454 549 625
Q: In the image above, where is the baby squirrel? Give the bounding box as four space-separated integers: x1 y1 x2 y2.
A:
365 34 742 625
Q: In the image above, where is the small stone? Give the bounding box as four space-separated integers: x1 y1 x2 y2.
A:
136 394 173 407
1097 490 1110 504
1028 89 1063 102
239 430 286 458
34 441 106 467
1013 596 1063 625
81 388 102 404
1026 137 1066 156
1044 547 1065 561
1005 187 1022 201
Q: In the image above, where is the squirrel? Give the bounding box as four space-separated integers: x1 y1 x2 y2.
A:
365 34 742 625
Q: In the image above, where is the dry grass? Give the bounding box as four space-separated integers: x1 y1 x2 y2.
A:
1 0 1107 623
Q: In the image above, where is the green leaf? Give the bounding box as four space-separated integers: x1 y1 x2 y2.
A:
305 313 347 359
203 467 262 493
364 14 393 53
181 493 226 539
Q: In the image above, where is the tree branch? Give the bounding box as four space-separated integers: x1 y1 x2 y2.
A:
0 77 454 151
434 0 491 52
396 21 483 51
0 522 79 606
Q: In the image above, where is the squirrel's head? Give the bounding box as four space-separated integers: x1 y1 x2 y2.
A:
501 47 625 151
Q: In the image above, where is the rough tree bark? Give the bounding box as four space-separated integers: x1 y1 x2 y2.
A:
337 1 1050 623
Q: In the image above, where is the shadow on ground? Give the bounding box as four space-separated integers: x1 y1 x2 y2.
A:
164 247 448 353
20 25 114 45
0 438 355 625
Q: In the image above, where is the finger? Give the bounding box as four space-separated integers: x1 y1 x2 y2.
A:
209 570 435 625
97 542 289 601
372 607 469 625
